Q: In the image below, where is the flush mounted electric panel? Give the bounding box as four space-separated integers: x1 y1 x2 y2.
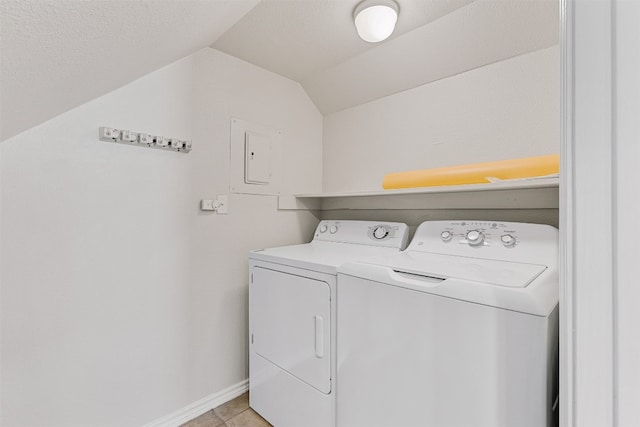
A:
230 117 281 195
245 131 271 185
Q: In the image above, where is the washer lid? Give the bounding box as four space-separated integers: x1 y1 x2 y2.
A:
379 251 547 288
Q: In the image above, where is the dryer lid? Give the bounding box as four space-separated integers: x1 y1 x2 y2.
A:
382 251 547 288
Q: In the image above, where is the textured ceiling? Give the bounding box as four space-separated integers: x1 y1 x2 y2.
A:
213 0 475 83
0 0 558 142
0 0 259 141
215 0 559 115
306 0 559 113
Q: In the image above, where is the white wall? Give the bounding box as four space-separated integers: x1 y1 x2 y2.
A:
0 47 322 427
322 46 560 192
186 49 322 399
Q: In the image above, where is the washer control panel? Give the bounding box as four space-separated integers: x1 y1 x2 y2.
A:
314 220 409 249
410 220 558 265
434 221 525 249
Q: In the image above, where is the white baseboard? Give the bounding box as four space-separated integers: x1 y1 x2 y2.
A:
143 379 249 427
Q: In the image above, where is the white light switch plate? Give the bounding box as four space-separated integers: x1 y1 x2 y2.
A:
201 199 215 211
200 196 228 214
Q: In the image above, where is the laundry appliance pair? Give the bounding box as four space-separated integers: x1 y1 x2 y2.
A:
248 219 558 427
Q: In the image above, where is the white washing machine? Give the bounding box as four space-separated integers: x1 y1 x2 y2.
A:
337 220 559 427
248 220 409 427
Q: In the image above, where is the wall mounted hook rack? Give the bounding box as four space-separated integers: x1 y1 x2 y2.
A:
99 127 192 153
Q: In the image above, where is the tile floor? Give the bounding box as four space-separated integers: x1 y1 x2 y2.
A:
181 392 272 427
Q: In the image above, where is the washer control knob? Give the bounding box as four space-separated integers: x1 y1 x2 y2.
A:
372 226 389 239
440 231 452 242
466 230 484 246
329 225 338 234
319 224 328 233
501 234 516 247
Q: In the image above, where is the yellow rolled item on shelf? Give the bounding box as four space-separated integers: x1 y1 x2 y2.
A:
382 154 559 190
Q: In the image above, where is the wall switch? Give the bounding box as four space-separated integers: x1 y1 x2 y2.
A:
201 199 216 211
200 196 228 214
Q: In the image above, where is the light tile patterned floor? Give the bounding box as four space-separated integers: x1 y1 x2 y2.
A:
181 393 272 427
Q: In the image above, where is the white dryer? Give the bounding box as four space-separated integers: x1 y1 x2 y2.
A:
249 220 409 427
337 220 559 427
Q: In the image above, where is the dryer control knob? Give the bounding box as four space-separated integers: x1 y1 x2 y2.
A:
319 224 328 233
466 230 484 246
501 234 516 247
440 231 452 242
373 226 389 239
330 225 338 234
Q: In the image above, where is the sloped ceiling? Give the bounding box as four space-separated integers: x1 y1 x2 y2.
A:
0 0 558 142
213 0 475 84
0 0 259 141
215 0 559 115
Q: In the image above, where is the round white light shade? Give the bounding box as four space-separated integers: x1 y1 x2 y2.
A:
354 0 399 43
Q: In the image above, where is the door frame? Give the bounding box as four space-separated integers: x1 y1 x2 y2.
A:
560 0 640 425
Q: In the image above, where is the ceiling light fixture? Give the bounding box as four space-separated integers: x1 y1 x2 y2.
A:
353 0 399 43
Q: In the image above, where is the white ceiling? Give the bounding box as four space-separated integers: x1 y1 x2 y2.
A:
215 0 559 115
0 0 558 142
213 0 475 83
